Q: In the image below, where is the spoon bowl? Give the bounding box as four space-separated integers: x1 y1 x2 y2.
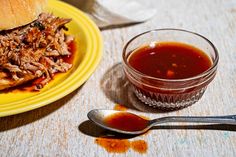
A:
88 109 149 134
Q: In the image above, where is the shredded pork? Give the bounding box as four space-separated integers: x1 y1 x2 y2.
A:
0 13 73 90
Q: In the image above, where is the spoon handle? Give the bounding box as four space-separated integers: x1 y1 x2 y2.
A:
150 115 236 125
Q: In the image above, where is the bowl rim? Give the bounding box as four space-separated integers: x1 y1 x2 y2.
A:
122 28 219 83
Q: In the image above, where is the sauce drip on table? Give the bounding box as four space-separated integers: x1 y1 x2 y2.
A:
95 138 130 153
128 42 212 79
131 140 148 154
95 138 148 154
95 112 149 154
113 104 127 111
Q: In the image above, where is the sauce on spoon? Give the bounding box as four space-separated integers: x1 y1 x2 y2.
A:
104 112 148 132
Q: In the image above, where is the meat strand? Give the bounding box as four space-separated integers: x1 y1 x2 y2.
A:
0 13 73 90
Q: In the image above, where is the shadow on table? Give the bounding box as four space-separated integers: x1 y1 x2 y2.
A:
100 63 177 113
79 120 138 139
0 87 81 132
78 120 236 139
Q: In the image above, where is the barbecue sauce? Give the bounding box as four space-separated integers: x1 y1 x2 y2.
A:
128 42 212 79
113 104 127 111
104 112 148 132
95 138 130 153
95 112 149 154
95 138 148 154
62 40 76 64
131 140 148 154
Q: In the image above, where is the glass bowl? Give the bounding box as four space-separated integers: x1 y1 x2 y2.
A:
122 29 219 110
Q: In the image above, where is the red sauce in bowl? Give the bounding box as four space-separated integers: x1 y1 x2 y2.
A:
128 42 212 79
123 41 217 109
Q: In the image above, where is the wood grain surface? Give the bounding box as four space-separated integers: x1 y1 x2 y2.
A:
1 0 236 156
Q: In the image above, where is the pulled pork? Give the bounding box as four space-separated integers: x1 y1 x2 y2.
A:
0 13 74 90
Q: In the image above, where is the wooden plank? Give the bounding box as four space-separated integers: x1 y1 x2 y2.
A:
0 0 236 156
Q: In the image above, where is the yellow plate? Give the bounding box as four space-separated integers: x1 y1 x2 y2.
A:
0 0 103 117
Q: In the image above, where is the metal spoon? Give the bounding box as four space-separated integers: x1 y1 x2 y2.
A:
87 109 236 135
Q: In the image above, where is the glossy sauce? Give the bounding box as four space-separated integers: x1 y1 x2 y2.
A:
62 40 76 64
104 112 148 132
96 112 149 154
130 140 148 154
95 138 147 154
113 104 127 111
128 42 212 79
95 138 130 153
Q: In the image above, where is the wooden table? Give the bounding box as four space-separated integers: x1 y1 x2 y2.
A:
1 0 236 156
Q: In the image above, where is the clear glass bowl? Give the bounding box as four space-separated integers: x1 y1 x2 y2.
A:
122 29 219 110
